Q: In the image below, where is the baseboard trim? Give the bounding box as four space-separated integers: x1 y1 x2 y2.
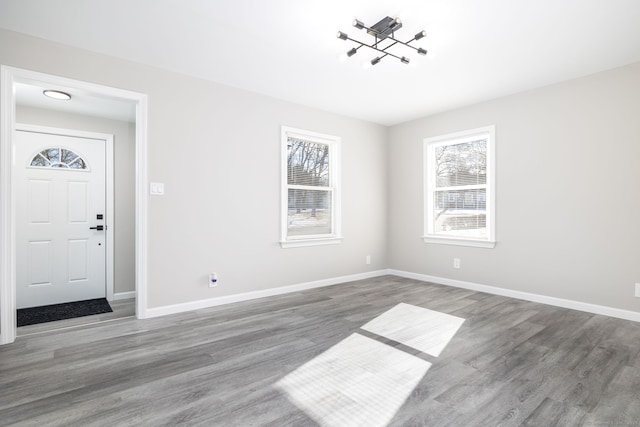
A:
144 270 391 319
141 269 640 323
389 269 640 323
112 291 136 301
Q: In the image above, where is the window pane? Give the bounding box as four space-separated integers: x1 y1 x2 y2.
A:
435 139 486 187
287 138 330 186
61 149 79 164
30 154 50 167
68 157 87 169
287 189 332 236
41 148 60 163
30 148 88 170
433 189 487 238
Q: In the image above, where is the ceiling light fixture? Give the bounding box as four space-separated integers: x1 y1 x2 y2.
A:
43 90 71 101
337 16 428 66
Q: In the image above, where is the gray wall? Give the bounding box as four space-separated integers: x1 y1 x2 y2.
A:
3 28 639 316
1 29 388 309
15 106 136 295
388 62 640 312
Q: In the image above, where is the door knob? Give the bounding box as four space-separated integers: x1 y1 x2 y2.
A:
89 225 105 231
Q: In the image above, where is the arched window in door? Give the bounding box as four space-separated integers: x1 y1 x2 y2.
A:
29 147 89 170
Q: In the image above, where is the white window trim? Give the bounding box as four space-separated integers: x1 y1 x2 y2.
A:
280 126 342 249
423 125 496 248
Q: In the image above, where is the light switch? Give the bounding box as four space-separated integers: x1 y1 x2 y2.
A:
150 182 165 195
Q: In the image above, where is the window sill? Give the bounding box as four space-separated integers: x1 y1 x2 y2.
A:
422 236 496 249
280 237 343 249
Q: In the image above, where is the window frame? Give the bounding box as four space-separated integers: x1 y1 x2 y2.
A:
28 146 90 171
280 126 342 248
423 125 496 248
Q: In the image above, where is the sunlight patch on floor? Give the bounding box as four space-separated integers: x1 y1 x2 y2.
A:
275 333 431 427
361 302 465 357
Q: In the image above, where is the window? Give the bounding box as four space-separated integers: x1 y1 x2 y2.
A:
424 126 495 248
281 126 341 248
30 147 88 170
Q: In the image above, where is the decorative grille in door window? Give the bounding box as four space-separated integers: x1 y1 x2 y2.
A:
29 148 88 170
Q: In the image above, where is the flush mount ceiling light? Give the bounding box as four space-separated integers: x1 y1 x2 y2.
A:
337 16 427 66
43 90 72 100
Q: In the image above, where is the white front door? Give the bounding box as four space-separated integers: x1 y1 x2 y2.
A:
15 129 107 309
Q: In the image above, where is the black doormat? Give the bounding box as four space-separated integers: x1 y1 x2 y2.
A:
17 298 113 327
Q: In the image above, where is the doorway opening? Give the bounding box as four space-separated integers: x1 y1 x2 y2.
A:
15 124 124 334
1 66 149 344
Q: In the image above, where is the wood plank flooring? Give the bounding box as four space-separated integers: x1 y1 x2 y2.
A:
1 276 639 426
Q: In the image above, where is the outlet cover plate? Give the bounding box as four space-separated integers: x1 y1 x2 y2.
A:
209 273 218 288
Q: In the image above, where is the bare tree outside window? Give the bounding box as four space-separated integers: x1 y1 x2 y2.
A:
288 139 329 187
424 125 495 248
281 126 341 247
286 138 332 237
433 139 487 237
435 140 486 187
29 147 88 170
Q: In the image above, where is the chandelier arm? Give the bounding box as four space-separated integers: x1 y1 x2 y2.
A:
368 46 403 62
384 35 422 52
359 24 375 34
352 19 377 35
344 36 367 47
379 40 399 53
344 36 404 61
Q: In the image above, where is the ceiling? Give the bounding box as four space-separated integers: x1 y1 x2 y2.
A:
1 0 640 126
14 83 137 122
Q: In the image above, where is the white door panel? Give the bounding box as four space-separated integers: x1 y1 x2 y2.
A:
68 181 88 223
68 239 89 281
28 241 52 286
28 180 52 223
15 130 106 309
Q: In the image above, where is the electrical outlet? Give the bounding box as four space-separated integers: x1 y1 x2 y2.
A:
453 258 461 269
209 273 218 288
366 255 371 265
635 283 640 298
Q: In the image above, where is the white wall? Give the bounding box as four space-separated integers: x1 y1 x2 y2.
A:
15 106 136 295
1 29 388 309
388 62 640 312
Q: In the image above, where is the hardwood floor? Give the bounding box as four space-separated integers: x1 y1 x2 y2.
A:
1 276 639 426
